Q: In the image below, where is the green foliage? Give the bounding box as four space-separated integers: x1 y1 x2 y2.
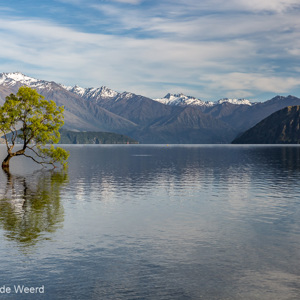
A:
0 86 69 169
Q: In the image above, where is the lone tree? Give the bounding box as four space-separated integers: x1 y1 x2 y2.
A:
0 86 69 170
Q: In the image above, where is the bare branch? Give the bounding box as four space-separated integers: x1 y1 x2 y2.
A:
26 145 48 160
25 133 35 148
2 132 10 152
23 153 55 168
11 129 17 146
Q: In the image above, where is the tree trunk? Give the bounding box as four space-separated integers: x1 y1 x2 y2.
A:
2 154 13 171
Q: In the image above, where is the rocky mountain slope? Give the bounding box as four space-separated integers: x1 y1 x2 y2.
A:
232 106 300 144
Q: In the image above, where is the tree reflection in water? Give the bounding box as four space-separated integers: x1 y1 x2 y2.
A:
0 169 68 248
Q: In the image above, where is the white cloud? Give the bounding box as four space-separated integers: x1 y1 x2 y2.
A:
231 0 300 13
112 0 142 4
170 0 300 13
55 0 83 5
203 72 300 95
91 0 300 48
0 18 253 84
0 0 300 100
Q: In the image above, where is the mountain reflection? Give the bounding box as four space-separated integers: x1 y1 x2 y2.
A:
0 169 68 247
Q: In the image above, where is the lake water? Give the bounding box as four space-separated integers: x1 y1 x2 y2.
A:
0 145 300 299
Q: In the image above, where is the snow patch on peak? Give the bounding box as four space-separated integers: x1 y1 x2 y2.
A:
154 93 214 107
0 72 39 85
154 93 256 107
120 91 134 99
60 84 72 90
217 98 253 106
98 86 118 98
0 72 56 91
65 84 119 102
70 85 86 97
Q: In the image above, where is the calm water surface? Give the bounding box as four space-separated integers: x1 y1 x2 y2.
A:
0 145 300 299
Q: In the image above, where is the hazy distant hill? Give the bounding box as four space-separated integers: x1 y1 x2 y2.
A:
59 130 138 144
1 130 138 145
232 106 300 144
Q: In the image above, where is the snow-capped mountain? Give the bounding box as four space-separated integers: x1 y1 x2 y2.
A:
216 98 254 106
66 85 255 108
0 72 53 89
64 84 138 105
154 93 214 107
64 85 119 103
0 72 38 85
154 93 255 107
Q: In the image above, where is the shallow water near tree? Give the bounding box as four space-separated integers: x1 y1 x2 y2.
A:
0 144 300 299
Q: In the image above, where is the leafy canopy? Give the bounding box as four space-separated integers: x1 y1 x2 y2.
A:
0 86 69 168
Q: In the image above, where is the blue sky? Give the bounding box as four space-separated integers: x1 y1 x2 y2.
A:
0 0 300 101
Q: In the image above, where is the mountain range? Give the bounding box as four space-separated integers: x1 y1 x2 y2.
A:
0 72 300 144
